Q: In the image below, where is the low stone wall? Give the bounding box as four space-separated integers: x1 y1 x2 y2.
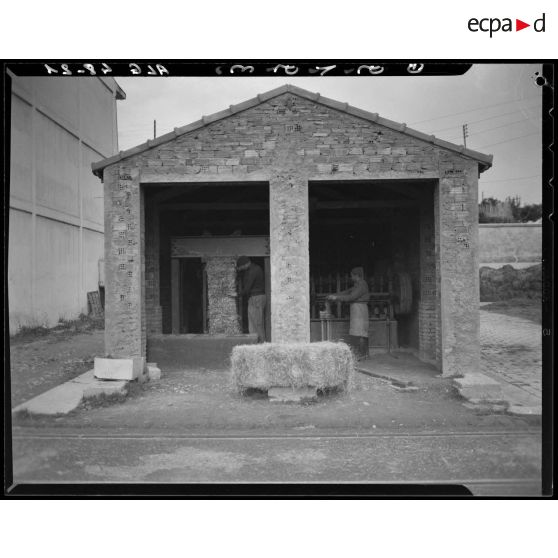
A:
479 264 541 302
147 334 257 370
479 223 541 266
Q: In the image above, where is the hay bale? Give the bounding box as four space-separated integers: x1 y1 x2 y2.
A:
231 341 354 392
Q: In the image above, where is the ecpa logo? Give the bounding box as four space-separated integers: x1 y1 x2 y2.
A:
468 13 546 37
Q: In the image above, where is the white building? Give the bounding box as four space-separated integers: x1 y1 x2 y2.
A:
8 73 125 334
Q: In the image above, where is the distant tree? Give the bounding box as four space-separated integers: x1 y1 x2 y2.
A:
479 197 514 223
479 196 542 223
517 204 543 222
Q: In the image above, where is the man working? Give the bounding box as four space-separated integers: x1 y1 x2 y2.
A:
327 267 370 360
236 256 266 343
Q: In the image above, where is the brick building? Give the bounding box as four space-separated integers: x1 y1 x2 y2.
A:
92 84 492 377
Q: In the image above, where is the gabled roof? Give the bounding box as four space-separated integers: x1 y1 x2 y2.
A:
92 84 493 178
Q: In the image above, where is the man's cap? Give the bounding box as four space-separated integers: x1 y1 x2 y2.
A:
236 256 250 268
351 267 364 278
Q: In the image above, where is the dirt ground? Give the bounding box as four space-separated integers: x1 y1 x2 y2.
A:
482 298 542 324
9 317 104 407
9 302 541 434
12 353 539 434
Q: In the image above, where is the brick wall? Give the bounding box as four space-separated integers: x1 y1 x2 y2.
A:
145 200 162 335
102 92 481 375
419 195 437 365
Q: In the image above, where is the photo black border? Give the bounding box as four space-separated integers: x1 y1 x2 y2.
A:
2 59 555 499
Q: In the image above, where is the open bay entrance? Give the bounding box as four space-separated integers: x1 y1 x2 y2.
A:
144 181 271 346
308 179 436 358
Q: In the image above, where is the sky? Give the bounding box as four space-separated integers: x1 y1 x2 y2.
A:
116 63 543 204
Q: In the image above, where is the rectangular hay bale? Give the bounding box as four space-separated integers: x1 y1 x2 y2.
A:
231 341 354 391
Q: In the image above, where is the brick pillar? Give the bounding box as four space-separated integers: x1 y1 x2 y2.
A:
145 201 162 334
103 164 145 358
437 161 480 377
269 175 310 343
418 195 437 364
206 257 242 334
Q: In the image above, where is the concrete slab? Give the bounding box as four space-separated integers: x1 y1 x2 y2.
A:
70 369 96 384
268 387 318 403
82 379 129 398
453 373 502 401
13 369 130 416
508 405 542 416
356 352 439 387
12 382 86 416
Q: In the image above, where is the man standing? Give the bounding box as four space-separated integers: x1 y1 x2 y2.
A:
327 267 370 360
236 256 266 343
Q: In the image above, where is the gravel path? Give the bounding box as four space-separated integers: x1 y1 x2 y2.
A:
480 309 541 408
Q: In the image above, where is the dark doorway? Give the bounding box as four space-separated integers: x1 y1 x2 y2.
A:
180 258 205 333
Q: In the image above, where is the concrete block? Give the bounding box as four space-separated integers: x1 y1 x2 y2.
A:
268 387 318 403
137 370 150 384
94 357 144 380
147 363 162 381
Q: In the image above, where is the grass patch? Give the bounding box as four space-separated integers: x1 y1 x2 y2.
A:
79 391 128 410
11 313 104 345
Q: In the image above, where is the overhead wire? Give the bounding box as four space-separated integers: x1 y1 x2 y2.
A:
444 118 538 142
480 174 542 183
474 131 540 149
427 104 539 134
409 95 540 126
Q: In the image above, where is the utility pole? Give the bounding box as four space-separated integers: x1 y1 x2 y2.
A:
153 120 156 139
462 123 468 147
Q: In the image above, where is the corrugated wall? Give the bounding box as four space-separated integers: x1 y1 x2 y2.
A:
8 75 122 334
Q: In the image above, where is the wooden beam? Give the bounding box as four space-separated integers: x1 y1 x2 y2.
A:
371 182 423 200
311 185 354 200
151 184 207 203
160 202 269 211
160 200 414 211
172 236 270 258
311 217 396 225
317 200 415 209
